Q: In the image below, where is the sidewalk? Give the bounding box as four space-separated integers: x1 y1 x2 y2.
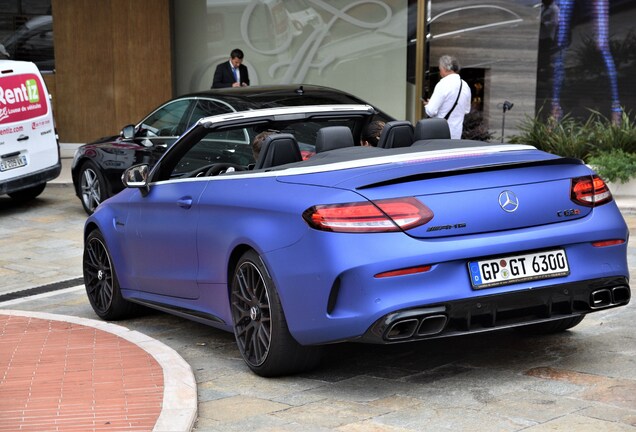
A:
2 162 198 431
0 309 197 432
50 156 73 186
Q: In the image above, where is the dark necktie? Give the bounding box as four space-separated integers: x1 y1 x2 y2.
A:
232 67 238 82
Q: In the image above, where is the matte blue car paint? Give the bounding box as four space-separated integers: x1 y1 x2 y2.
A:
85 111 629 348
89 163 629 345
261 202 628 345
123 180 209 299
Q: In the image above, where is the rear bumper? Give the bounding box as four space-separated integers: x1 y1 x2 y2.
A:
264 198 629 346
0 161 61 195
360 276 630 344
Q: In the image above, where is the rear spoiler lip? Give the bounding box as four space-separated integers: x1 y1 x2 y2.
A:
357 157 586 190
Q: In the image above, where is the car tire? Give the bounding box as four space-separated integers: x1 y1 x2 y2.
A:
516 315 585 335
230 249 322 377
79 160 107 215
8 183 46 201
83 229 140 320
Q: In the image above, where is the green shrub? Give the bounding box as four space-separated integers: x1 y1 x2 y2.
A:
510 109 636 162
587 110 636 154
511 109 636 183
509 112 594 160
588 149 636 184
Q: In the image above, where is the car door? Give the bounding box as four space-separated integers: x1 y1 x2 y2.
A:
124 128 239 299
125 178 208 299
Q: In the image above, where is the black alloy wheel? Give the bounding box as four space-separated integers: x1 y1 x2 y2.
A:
232 257 273 367
83 230 138 320
230 250 321 377
79 161 107 215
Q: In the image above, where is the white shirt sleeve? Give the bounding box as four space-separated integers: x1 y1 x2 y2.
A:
425 74 471 139
425 74 456 118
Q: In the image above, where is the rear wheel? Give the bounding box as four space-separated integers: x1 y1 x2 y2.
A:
516 315 585 335
79 161 107 215
83 229 139 320
230 250 322 377
8 183 46 201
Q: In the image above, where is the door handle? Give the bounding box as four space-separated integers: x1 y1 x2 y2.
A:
176 197 193 209
17 135 29 141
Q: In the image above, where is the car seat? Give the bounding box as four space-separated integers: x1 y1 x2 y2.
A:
315 126 354 153
254 133 303 169
377 121 414 149
413 118 451 141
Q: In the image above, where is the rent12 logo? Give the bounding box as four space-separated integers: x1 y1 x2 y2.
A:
25 79 40 103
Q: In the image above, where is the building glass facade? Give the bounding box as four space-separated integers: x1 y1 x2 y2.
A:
174 0 410 120
0 0 53 72
536 0 636 123
3 1 633 141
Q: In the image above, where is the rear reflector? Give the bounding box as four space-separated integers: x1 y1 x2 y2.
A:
303 197 433 233
375 265 432 278
592 239 625 247
571 175 612 207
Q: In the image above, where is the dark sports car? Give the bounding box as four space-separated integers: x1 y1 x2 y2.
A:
71 85 392 214
83 104 630 377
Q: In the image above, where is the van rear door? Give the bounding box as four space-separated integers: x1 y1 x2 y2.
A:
0 60 60 198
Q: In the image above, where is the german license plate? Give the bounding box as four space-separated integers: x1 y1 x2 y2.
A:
0 155 27 172
468 249 569 289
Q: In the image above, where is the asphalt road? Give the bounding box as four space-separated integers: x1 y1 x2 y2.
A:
1 184 635 431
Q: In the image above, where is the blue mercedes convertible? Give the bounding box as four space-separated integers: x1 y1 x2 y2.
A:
82 104 630 376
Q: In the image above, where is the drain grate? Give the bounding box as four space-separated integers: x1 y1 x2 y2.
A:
0 277 84 302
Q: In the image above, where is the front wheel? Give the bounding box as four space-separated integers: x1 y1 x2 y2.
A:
83 229 140 320
230 250 322 377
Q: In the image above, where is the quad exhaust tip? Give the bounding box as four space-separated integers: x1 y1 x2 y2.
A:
383 285 631 341
591 285 630 309
385 314 447 341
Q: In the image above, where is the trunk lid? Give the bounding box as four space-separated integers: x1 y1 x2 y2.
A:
278 145 595 238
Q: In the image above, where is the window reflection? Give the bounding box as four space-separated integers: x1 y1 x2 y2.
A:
174 0 409 119
0 0 54 72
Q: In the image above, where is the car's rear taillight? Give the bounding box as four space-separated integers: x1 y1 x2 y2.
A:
303 197 433 233
571 175 612 207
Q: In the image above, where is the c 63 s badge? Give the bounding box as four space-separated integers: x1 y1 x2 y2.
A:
427 223 467 232
557 209 581 217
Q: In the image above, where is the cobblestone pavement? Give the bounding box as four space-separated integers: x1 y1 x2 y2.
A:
1 183 635 431
0 184 84 295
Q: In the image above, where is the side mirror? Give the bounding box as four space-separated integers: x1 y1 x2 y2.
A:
121 124 135 139
122 164 150 195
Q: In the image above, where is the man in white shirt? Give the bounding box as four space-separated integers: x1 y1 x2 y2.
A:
423 55 471 139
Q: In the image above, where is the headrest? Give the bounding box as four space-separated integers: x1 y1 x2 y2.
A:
315 126 354 153
413 118 451 141
254 133 302 169
377 121 414 149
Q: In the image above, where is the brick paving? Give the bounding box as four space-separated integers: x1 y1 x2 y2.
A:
0 314 163 431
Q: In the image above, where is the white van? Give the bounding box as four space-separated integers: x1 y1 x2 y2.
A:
0 59 60 201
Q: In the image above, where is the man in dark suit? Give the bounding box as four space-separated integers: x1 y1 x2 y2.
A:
212 48 250 88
